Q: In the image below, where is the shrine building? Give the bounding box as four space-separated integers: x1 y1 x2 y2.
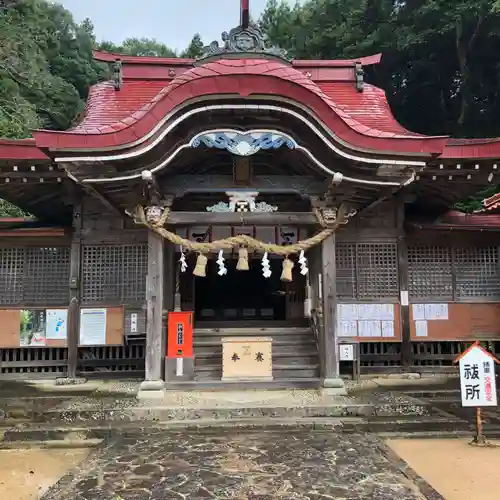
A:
1 6 500 396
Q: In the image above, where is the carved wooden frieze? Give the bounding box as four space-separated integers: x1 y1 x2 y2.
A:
164 175 325 197
190 130 297 157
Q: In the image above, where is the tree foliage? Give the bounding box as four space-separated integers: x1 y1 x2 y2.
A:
0 0 105 139
98 37 178 57
261 0 500 140
181 34 205 58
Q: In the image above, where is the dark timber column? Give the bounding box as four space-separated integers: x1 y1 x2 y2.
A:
320 233 346 393
397 200 412 368
138 230 165 398
67 200 82 380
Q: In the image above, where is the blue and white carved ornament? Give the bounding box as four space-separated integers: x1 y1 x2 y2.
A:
190 129 297 156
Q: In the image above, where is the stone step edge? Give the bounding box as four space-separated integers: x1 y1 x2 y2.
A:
0 403 432 423
0 415 458 434
1 418 494 439
0 438 103 450
13 402 424 413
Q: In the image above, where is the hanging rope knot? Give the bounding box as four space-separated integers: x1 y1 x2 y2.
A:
133 203 347 260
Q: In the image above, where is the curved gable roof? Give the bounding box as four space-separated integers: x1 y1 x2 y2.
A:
32 58 446 156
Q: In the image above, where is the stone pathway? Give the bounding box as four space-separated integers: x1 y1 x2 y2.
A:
42 429 440 499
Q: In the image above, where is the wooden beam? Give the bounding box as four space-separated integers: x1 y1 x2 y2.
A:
67 200 82 379
320 233 343 388
163 175 326 196
397 199 412 367
166 211 319 226
145 231 164 383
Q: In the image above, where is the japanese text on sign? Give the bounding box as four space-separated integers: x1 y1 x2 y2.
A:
458 344 498 407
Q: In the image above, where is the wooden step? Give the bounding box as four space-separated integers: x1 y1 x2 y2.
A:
195 355 319 367
195 365 320 381
194 345 318 358
194 326 311 334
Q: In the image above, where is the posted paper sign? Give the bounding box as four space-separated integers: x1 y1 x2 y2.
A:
79 308 107 346
339 344 354 361
458 344 498 407
46 309 68 340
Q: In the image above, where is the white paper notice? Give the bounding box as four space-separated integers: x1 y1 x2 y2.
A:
339 344 355 361
424 303 448 321
79 308 107 346
357 304 394 321
337 304 358 321
358 320 382 338
130 313 138 333
45 309 68 340
415 320 428 337
358 304 376 320
338 321 358 337
381 321 395 338
400 291 409 306
379 304 395 321
412 304 426 321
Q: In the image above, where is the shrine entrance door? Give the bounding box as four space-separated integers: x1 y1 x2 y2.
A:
192 257 305 326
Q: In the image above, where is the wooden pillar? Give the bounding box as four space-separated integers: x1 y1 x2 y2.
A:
320 233 345 392
397 201 412 368
138 230 165 398
67 201 82 379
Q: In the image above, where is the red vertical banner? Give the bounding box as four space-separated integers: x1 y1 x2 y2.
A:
241 0 250 28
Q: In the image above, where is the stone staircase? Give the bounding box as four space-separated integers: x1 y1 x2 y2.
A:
193 325 321 386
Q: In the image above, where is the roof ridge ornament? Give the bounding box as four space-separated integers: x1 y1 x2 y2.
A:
196 23 290 64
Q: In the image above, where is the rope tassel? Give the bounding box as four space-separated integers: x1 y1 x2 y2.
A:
193 254 208 277
281 257 294 282
236 247 249 271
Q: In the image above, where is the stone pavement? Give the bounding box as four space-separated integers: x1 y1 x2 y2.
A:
41 429 441 500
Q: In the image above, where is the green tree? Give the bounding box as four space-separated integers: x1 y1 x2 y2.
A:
98 37 178 57
0 0 105 138
181 33 204 58
260 0 500 139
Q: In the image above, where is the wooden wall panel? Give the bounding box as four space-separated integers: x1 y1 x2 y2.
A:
410 303 500 341
0 310 20 347
106 307 125 345
46 339 67 347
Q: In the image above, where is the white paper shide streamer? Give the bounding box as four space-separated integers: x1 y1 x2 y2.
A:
261 252 272 278
179 247 188 273
298 250 309 276
217 250 227 276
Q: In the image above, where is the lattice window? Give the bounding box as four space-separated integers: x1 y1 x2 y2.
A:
82 245 147 304
24 247 70 304
336 243 398 300
454 246 500 299
408 246 453 300
0 247 69 306
0 248 24 305
336 244 357 299
356 243 398 299
122 245 148 303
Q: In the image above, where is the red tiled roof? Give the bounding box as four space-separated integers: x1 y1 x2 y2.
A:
69 80 170 134
0 139 49 161
2 51 500 161
32 58 446 155
410 210 500 229
318 82 426 137
441 137 500 159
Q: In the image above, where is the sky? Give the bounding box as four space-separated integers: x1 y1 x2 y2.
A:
55 0 293 52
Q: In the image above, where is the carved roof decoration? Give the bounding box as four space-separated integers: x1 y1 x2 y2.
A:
196 23 290 64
